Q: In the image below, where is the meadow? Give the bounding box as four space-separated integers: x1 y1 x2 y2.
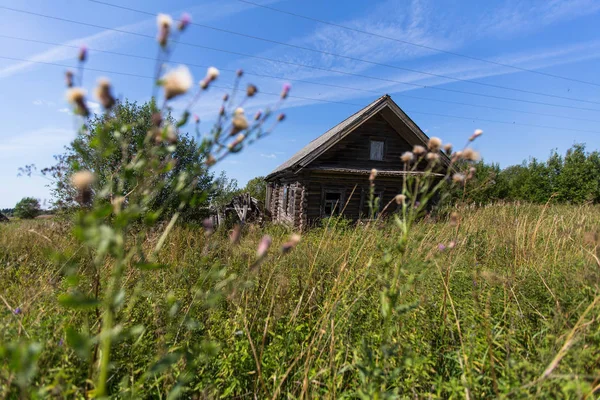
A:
1 203 599 398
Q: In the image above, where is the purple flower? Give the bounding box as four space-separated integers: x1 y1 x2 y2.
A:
281 83 291 99
178 12 191 31
58 338 64 346
13 307 21 315
437 243 446 251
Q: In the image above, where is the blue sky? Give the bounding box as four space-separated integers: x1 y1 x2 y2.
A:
2 0 600 208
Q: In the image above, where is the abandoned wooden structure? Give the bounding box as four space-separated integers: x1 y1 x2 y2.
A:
264 95 446 229
208 193 266 227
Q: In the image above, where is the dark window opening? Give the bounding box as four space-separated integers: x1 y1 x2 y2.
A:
370 140 384 161
323 192 342 217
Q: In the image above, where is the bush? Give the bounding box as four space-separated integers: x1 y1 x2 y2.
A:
13 197 40 219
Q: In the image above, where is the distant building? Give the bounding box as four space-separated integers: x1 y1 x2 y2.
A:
265 95 447 229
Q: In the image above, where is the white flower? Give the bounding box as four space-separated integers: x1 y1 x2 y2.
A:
400 151 414 163
452 173 465 183
413 145 426 155
394 194 406 205
157 13 173 29
428 137 442 152
71 170 95 189
65 87 86 104
161 65 193 100
234 107 244 115
206 66 220 81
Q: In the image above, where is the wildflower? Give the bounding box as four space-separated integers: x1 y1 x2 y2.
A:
451 151 463 162
443 143 453 154
254 110 262 121
394 194 406 205
13 307 21 315
160 65 193 100
71 170 95 190
236 69 244 77
164 125 177 143
66 87 90 117
230 224 242 244
449 211 459 226
111 196 125 214
369 168 377 182
467 166 476 179
281 82 291 99
228 133 245 150
437 243 446 251
206 66 220 82
462 148 480 161
400 151 414 163
469 129 483 142
205 155 216 166
427 137 442 152
78 45 87 62
219 105 225 116
448 240 456 249
282 233 301 253
413 145 426 155
94 77 115 110
223 93 229 102
234 107 244 115
277 113 285 122
199 79 209 90
157 13 173 46
256 235 272 259
246 84 258 97
452 173 465 183
231 113 249 134
194 114 200 124
202 218 214 236
177 12 191 31
58 338 64 346
426 152 439 162
65 70 74 87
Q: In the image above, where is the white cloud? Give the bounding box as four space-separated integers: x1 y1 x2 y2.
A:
58 108 70 113
33 99 56 107
260 153 277 159
0 127 73 152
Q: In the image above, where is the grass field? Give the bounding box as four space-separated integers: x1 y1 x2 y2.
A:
1 203 599 398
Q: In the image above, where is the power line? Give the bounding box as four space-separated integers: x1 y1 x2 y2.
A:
2 54 599 135
2 5 600 114
87 0 600 106
237 0 600 88
4 33 600 124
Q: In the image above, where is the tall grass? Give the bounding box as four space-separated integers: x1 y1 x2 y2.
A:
2 203 599 398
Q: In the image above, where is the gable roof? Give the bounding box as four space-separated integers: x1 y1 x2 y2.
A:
266 95 437 180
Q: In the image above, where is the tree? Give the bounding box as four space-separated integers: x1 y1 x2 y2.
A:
13 197 41 219
243 176 267 204
42 100 216 220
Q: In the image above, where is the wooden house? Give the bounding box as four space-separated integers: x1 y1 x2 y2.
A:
264 95 446 229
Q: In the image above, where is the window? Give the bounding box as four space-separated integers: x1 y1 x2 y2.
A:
370 140 384 160
323 192 342 217
282 185 289 213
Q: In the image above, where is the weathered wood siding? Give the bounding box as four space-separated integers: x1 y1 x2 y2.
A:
310 113 413 170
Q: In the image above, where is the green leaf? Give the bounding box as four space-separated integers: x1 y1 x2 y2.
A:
58 293 100 309
65 326 92 360
136 262 168 270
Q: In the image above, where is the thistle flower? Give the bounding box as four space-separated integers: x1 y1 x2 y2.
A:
451 151 463 162
164 125 177 143
111 196 125 214
449 211 459 226
469 129 483 142
230 224 242 244
437 243 446 251
256 235 272 259
277 113 286 122
246 84 258 97
462 148 480 161
236 69 244 77
206 66 220 82
448 240 456 249
71 170 95 190
78 45 87 62
205 155 216 166
194 114 200 124
234 107 244 115
281 82 291 99
394 194 406 205
199 79 209 90
178 12 191 31
151 112 163 127
443 143 453 154
222 93 229 102
157 13 173 46
369 168 377 182
13 307 21 315
254 110 262 121
426 152 439 162
452 173 465 183
413 145 426 155
427 137 442 152
66 87 90 117
65 70 74 87
94 77 115 109
282 233 301 253
400 151 414 163
228 133 245 149
231 114 249 134
467 166 476 179
160 65 193 100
